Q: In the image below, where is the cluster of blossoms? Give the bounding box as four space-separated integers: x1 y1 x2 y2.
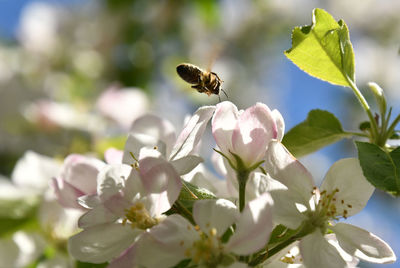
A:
50 101 395 267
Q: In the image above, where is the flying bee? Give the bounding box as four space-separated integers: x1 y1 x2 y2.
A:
176 63 228 101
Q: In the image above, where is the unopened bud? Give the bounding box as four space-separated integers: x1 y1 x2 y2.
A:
368 82 387 117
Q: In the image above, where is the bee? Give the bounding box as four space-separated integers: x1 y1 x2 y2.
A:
176 63 228 101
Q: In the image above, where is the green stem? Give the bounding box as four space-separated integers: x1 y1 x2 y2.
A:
346 76 379 142
343 131 369 138
384 113 400 142
237 170 250 212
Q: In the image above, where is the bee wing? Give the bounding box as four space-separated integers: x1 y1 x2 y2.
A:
206 42 224 72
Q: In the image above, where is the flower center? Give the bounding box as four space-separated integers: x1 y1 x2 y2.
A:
308 187 354 230
184 225 224 267
122 202 159 230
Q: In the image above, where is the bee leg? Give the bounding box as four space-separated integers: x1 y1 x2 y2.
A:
218 94 221 102
192 84 205 93
211 72 223 82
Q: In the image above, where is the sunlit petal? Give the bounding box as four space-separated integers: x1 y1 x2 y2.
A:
332 223 396 264
226 193 273 255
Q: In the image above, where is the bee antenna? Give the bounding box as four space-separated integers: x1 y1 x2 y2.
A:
221 88 229 99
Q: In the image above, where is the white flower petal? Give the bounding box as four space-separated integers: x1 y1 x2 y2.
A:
325 233 359 267
271 109 285 142
321 158 374 217
170 105 215 160
269 189 307 229
78 204 118 228
38 200 81 240
0 232 45 268
60 154 105 194
212 101 239 157
107 244 138 268
231 103 277 167
265 141 314 206
300 231 346 268
104 148 123 165
97 164 131 201
51 177 84 209
331 222 396 264
245 172 287 201
139 215 197 268
68 223 139 263
170 155 203 175
226 193 273 255
129 114 176 156
122 133 164 164
193 199 238 236
139 157 182 215
77 194 100 209
11 151 61 191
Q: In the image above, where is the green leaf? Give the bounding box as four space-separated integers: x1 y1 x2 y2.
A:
282 109 349 157
285 8 355 87
179 180 216 201
356 142 400 196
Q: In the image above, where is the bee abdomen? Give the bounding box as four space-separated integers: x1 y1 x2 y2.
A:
176 63 203 84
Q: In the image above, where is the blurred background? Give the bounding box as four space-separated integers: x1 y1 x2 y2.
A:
0 0 399 267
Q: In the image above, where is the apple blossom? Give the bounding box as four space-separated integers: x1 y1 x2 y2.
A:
122 105 215 175
0 151 80 267
51 154 106 209
212 101 283 170
68 156 182 265
264 141 396 267
137 193 273 268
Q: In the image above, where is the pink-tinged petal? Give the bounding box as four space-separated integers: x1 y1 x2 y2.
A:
265 141 314 206
300 231 346 268
138 215 197 268
170 106 215 160
321 158 374 217
193 199 238 236
96 87 149 130
170 155 203 175
104 148 123 164
139 157 182 214
78 204 118 228
51 177 85 209
97 164 131 201
331 223 396 264
108 243 139 268
212 101 239 156
11 151 61 191
271 109 285 141
103 194 133 217
138 214 199 268
232 103 277 167
226 193 273 255
68 223 140 263
61 154 105 194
